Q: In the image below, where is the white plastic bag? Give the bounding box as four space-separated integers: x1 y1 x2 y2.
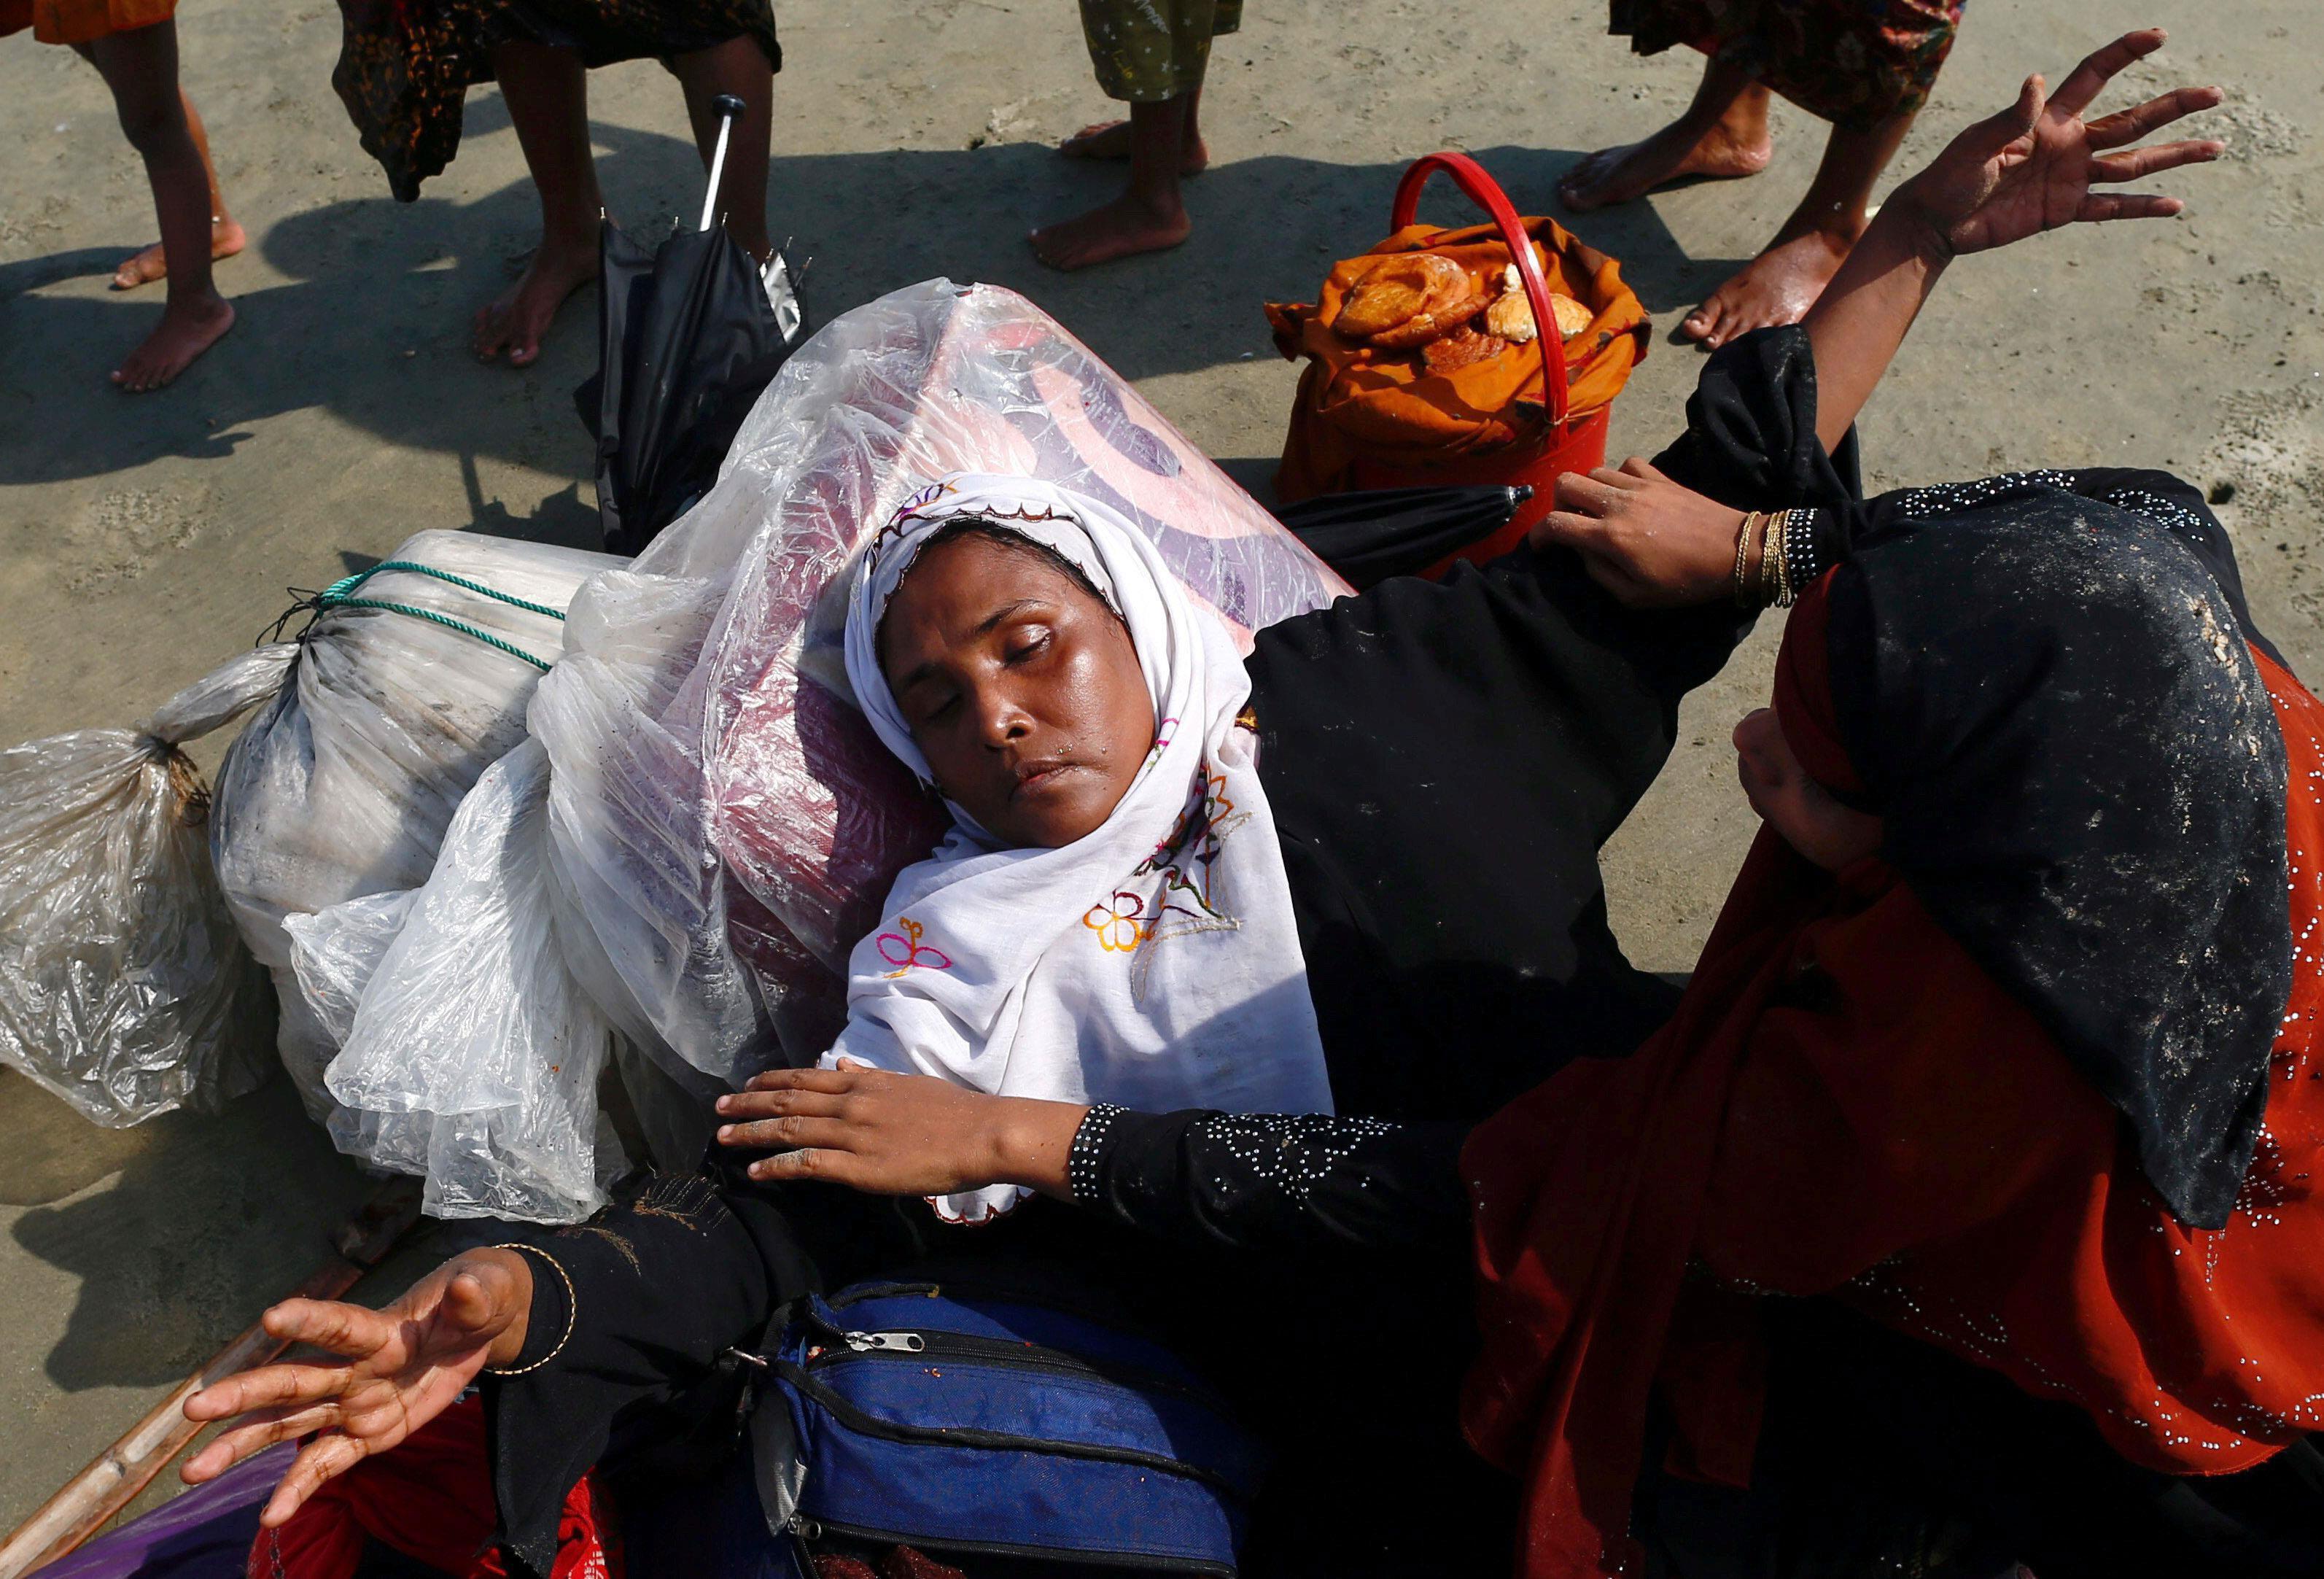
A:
283 890 413 1048
212 531 622 1120
293 741 615 1223
531 279 1350 1087
0 646 292 1124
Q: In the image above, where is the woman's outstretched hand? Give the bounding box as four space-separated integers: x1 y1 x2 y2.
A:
1897 28 2223 257
1531 457 1746 608
179 1249 534 1526
718 1065 1087 1200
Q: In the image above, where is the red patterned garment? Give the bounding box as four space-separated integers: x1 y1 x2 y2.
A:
1461 566 2324 1579
248 1395 621 1579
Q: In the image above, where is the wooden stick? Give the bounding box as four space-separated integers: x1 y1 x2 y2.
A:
0 1179 423 1579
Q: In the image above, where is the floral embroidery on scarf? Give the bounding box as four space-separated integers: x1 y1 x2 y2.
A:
877 916 952 977
1081 764 1250 996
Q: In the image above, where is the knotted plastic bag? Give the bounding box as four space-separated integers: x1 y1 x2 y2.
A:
213 532 622 1120
0 646 290 1123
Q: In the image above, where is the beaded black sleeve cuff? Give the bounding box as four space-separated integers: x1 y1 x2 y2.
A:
1067 1103 1126 1205
1787 507 1835 592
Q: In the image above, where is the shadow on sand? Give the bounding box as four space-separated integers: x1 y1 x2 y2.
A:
2 94 1722 524
1 1068 375 1390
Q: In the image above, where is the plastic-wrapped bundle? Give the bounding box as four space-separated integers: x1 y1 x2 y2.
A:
0 647 289 1124
290 741 617 1223
213 532 623 1119
531 279 1350 1087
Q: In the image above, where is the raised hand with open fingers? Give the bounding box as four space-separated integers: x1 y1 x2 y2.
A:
1530 457 1749 608
178 1248 533 1527
1899 28 2224 258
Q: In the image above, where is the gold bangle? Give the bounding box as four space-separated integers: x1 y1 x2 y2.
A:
1765 511 1789 608
1773 510 1798 607
1752 511 1777 608
482 1243 576 1377
1732 511 1761 608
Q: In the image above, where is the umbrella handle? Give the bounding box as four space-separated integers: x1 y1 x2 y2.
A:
700 93 748 233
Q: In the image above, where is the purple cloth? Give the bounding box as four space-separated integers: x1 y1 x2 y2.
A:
39 1446 293 1579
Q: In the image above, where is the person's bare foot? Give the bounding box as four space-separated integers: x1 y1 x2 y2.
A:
1060 120 1210 176
471 237 599 367
112 290 233 392
1029 193 1192 271
1680 223 1858 349
1558 102 1773 212
110 217 246 290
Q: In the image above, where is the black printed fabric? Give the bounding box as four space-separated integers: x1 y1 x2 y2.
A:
1816 467 2293 1227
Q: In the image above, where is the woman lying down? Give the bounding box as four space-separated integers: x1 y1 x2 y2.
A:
181 31 2268 1579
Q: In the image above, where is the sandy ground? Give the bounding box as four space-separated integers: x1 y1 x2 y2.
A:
2 0 2320 1542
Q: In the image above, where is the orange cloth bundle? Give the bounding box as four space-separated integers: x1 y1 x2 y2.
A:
1 0 176 44
1267 213 1649 503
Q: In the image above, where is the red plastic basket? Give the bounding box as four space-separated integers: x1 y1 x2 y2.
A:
1344 152 1613 577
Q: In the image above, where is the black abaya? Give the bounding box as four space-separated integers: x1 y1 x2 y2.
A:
480 327 1858 1575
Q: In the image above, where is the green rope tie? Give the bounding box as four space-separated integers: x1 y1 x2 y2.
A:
312 560 567 672
314 597 551 670
320 560 570 621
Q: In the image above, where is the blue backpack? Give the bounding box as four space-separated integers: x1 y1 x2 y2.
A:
746 1279 1270 1575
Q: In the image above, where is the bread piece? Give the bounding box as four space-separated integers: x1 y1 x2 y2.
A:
1422 325 1509 374
1483 290 1537 344
1369 287 1494 350
1482 276 1595 344
1334 254 1466 340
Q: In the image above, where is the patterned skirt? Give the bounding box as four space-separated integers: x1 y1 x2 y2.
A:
1611 0 1965 130
333 0 781 201
1079 0 1242 105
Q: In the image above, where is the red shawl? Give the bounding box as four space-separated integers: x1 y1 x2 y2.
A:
1460 581 2324 1579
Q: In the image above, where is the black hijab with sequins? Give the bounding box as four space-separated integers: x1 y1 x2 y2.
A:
1814 469 2292 1228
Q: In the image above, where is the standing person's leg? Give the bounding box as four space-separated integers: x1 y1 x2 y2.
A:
1031 93 1193 269
1676 106 1913 348
109 88 244 289
472 39 601 368
77 20 234 391
1033 0 1227 269
1558 50 1774 212
669 34 774 260
1569 0 1965 348
1057 83 1208 174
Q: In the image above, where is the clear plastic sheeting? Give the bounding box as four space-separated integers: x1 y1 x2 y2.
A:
306 741 616 1224
282 891 413 1048
212 531 623 1120
532 279 1350 1087
0 645 292 1124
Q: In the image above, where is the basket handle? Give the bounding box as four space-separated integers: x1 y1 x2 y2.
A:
1390 152 1571 424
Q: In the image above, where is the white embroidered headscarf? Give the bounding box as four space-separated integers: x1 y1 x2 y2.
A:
831 473 1334 1222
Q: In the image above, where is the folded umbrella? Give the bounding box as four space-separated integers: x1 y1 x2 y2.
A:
1270 484 1532 589
575 93 809 556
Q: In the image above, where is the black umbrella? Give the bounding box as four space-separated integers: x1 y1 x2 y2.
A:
1270 484 1533 590
575 93 809 556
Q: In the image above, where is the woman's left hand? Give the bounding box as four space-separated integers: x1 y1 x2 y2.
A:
716 1065 1087 1199
1531 456 1746 608
1898 28 2223 258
